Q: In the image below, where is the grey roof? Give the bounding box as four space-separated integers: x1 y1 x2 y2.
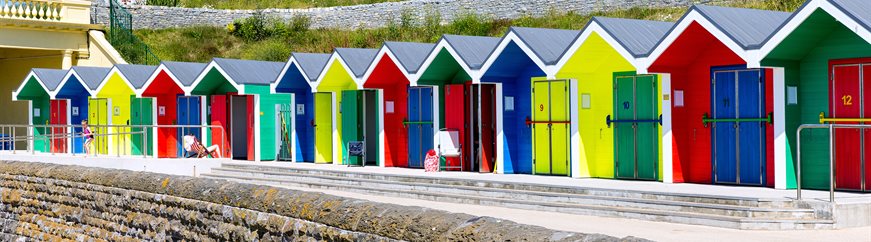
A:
335 48 379 78
213 58 284 85
384 42 436 74
509 27 581 65
592 17 674 57
292 52 331 81
442 34 501 70
829 0 871 31
692 5 791 49
115 64 157 89
162 61 207 87
32 68 68 91
70 66 111 90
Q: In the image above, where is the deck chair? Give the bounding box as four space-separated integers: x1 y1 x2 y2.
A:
437 128 463 171
183 135 211 158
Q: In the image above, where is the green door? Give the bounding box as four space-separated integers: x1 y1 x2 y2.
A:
130 96 153 156
314 93 333 164
341 90 362 166
614 75 658 180
532 79 570 176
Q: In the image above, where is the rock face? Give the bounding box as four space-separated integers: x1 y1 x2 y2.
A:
0 161 647 241
90 0 693 29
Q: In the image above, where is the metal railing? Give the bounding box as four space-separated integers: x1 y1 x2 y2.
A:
796 123 871 202
107 0 159 65
0 124 226 159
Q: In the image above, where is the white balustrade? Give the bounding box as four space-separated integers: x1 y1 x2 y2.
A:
0 0 92 24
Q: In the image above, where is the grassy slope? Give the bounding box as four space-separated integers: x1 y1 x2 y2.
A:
136 0 804 63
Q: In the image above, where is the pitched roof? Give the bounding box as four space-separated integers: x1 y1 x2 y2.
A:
292 52 331 81
115 64 157 89
71 66 111 90
335 48 379 78
829 0 871 30
442 34 501 70
509 27 581 65
162 61 207 87
593 17 674 57
384 41 436 74
213 58 284 85
693 5 791 49
32 68 68 91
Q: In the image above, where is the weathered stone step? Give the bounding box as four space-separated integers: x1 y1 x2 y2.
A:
202 172 835 230
209 167 818 220
219 163 795 208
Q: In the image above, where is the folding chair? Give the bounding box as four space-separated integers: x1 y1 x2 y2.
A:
346 141 365 167
437 128 463 171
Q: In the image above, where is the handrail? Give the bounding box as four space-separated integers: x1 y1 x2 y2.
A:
702 112 772 127
0 124 226 159
606 114 662 128
795 123 871 202
818 111 871 124
524 117 570 126
0 0 92 24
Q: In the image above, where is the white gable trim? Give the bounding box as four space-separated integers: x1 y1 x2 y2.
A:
360 46 417 88
94 66 139 96
12 71 50 101
477 31 558 81
52 69 97 99
187 60 245 95
137 64 187 98
753 0 871 68
413 38 478 86
312 52 360 92
555 22 643 72
641 10 755 74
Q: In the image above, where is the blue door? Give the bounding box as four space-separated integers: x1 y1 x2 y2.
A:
177 96 201 157
70 97 88 154
712 68 765 185
407 87 434 168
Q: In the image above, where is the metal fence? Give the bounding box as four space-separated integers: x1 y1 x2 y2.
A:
107 0 160 65
0 124 225 159
796 122 871 202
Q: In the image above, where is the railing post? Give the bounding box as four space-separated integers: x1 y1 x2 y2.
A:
796 126 802 201
829 125 835 203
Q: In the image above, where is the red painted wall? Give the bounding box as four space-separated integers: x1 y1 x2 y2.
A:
50 99 67 153
211 95 230 158
141 70 184 158
651 22 775 186
364 56 410 167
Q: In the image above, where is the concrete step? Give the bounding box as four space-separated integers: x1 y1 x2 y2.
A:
202 171 834 230
219 163 797 208
209 167 818 220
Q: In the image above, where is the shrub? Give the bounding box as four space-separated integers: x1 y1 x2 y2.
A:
230 12 273 41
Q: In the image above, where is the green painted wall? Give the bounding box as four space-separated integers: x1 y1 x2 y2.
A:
762 9 871 189
245 84 292 161
15 76 51 152
417 49 472 129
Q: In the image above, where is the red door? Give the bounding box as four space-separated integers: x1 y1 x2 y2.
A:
479 84 496 173
50 99 68 153
445 84 466 170
247 95 255 161
211 95 231 158
831 64 863 190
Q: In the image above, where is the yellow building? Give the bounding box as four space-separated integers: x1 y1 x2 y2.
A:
2 0 124 129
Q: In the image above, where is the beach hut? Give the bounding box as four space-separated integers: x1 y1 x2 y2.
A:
94 64 158 156
361 42 437 168
54 66 111 154
272 53 331 162
138 61 207 158
189 58 286 161
554 17 673 181
478 27 580 176
12 68 68 153
312 48 379 166
756 0 871 191
415 34 501 172
643 5 790 186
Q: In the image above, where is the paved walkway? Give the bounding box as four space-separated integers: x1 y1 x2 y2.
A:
224 160 871 204
0 152 226 177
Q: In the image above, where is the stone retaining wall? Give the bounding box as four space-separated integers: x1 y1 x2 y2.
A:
91 0 701 29
0 161 643 241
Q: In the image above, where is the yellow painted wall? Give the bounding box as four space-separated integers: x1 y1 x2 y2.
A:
556 32 635 178
96 71 135 156
315 60 359 164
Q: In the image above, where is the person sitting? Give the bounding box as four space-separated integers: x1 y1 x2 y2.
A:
183 134 221 158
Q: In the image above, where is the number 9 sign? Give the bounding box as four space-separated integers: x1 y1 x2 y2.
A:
539 104 544 111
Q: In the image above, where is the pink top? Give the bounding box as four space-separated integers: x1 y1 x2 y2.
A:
83 127 93 139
